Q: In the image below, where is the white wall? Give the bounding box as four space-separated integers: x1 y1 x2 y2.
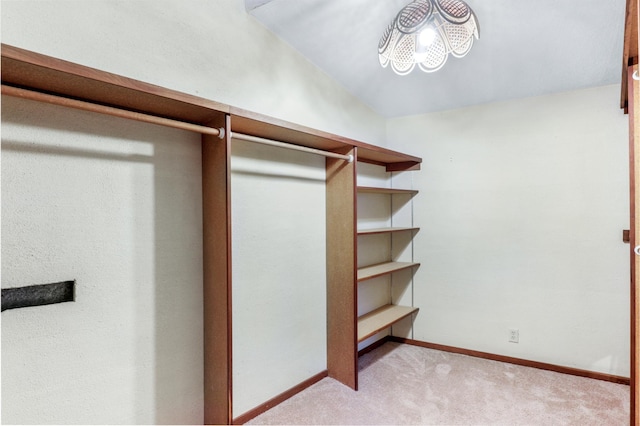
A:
230 139 327 416
387 85 631 377
1 2 632 424
1 0 384 424
2 96 204 424
0 0 384 145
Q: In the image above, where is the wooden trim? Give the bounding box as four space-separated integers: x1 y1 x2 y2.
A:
629 65 640 424
621 0 638 110
232 370 328 425
392 337 631 386
357 335 393 357
326 147 358 390
203 114 233 425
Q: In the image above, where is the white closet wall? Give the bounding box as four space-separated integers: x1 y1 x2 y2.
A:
387 85 630 377
1 96 204 424
231 140 327 416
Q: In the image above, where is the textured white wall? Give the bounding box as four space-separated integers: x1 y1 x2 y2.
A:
2 96 204 424
387 85 631 377
1 0 384 424
230 139 327 416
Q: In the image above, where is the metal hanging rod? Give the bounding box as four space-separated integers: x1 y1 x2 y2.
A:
1 85 225 137
229 131 354 162
2 85 353 163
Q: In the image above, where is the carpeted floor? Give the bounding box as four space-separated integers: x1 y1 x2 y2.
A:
247 342 629 425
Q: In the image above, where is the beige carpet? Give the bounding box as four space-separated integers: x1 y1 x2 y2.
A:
247 342 629 425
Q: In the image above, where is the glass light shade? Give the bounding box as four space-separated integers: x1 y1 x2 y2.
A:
379 0 480 75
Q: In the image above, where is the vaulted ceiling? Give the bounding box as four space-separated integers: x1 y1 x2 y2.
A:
246 0 627 117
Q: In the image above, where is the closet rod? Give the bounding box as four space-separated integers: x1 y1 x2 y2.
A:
230 131 354 162
1 85 224 137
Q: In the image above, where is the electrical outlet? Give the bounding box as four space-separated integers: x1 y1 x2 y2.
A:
509 328 519 343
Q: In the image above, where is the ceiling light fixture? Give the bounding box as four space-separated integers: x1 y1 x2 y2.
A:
379 0 480 75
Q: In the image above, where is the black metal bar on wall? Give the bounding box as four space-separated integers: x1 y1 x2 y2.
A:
1 280 75 312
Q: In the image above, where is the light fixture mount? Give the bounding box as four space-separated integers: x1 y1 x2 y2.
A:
379 0 479 75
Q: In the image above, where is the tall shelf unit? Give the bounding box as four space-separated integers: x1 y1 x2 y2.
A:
355 168 420 351
1 44 422 424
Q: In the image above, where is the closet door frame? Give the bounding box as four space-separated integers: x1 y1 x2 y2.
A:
629 64 639 426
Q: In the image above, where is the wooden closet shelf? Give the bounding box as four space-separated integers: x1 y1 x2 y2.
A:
1 44 422 171
357 261 420 282
358 304 419 343
1 44 229 125
357 186 419 195
357 227 420 236
230 108 421 170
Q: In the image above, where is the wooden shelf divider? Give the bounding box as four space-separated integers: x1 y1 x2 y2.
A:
357 227 420 236
357 186 418 195
326 146 358 390
357 261 420 282
358 305 419 343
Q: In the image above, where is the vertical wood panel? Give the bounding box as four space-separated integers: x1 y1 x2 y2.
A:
203 114 232 425
326 147 358 390
629 65 640 426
